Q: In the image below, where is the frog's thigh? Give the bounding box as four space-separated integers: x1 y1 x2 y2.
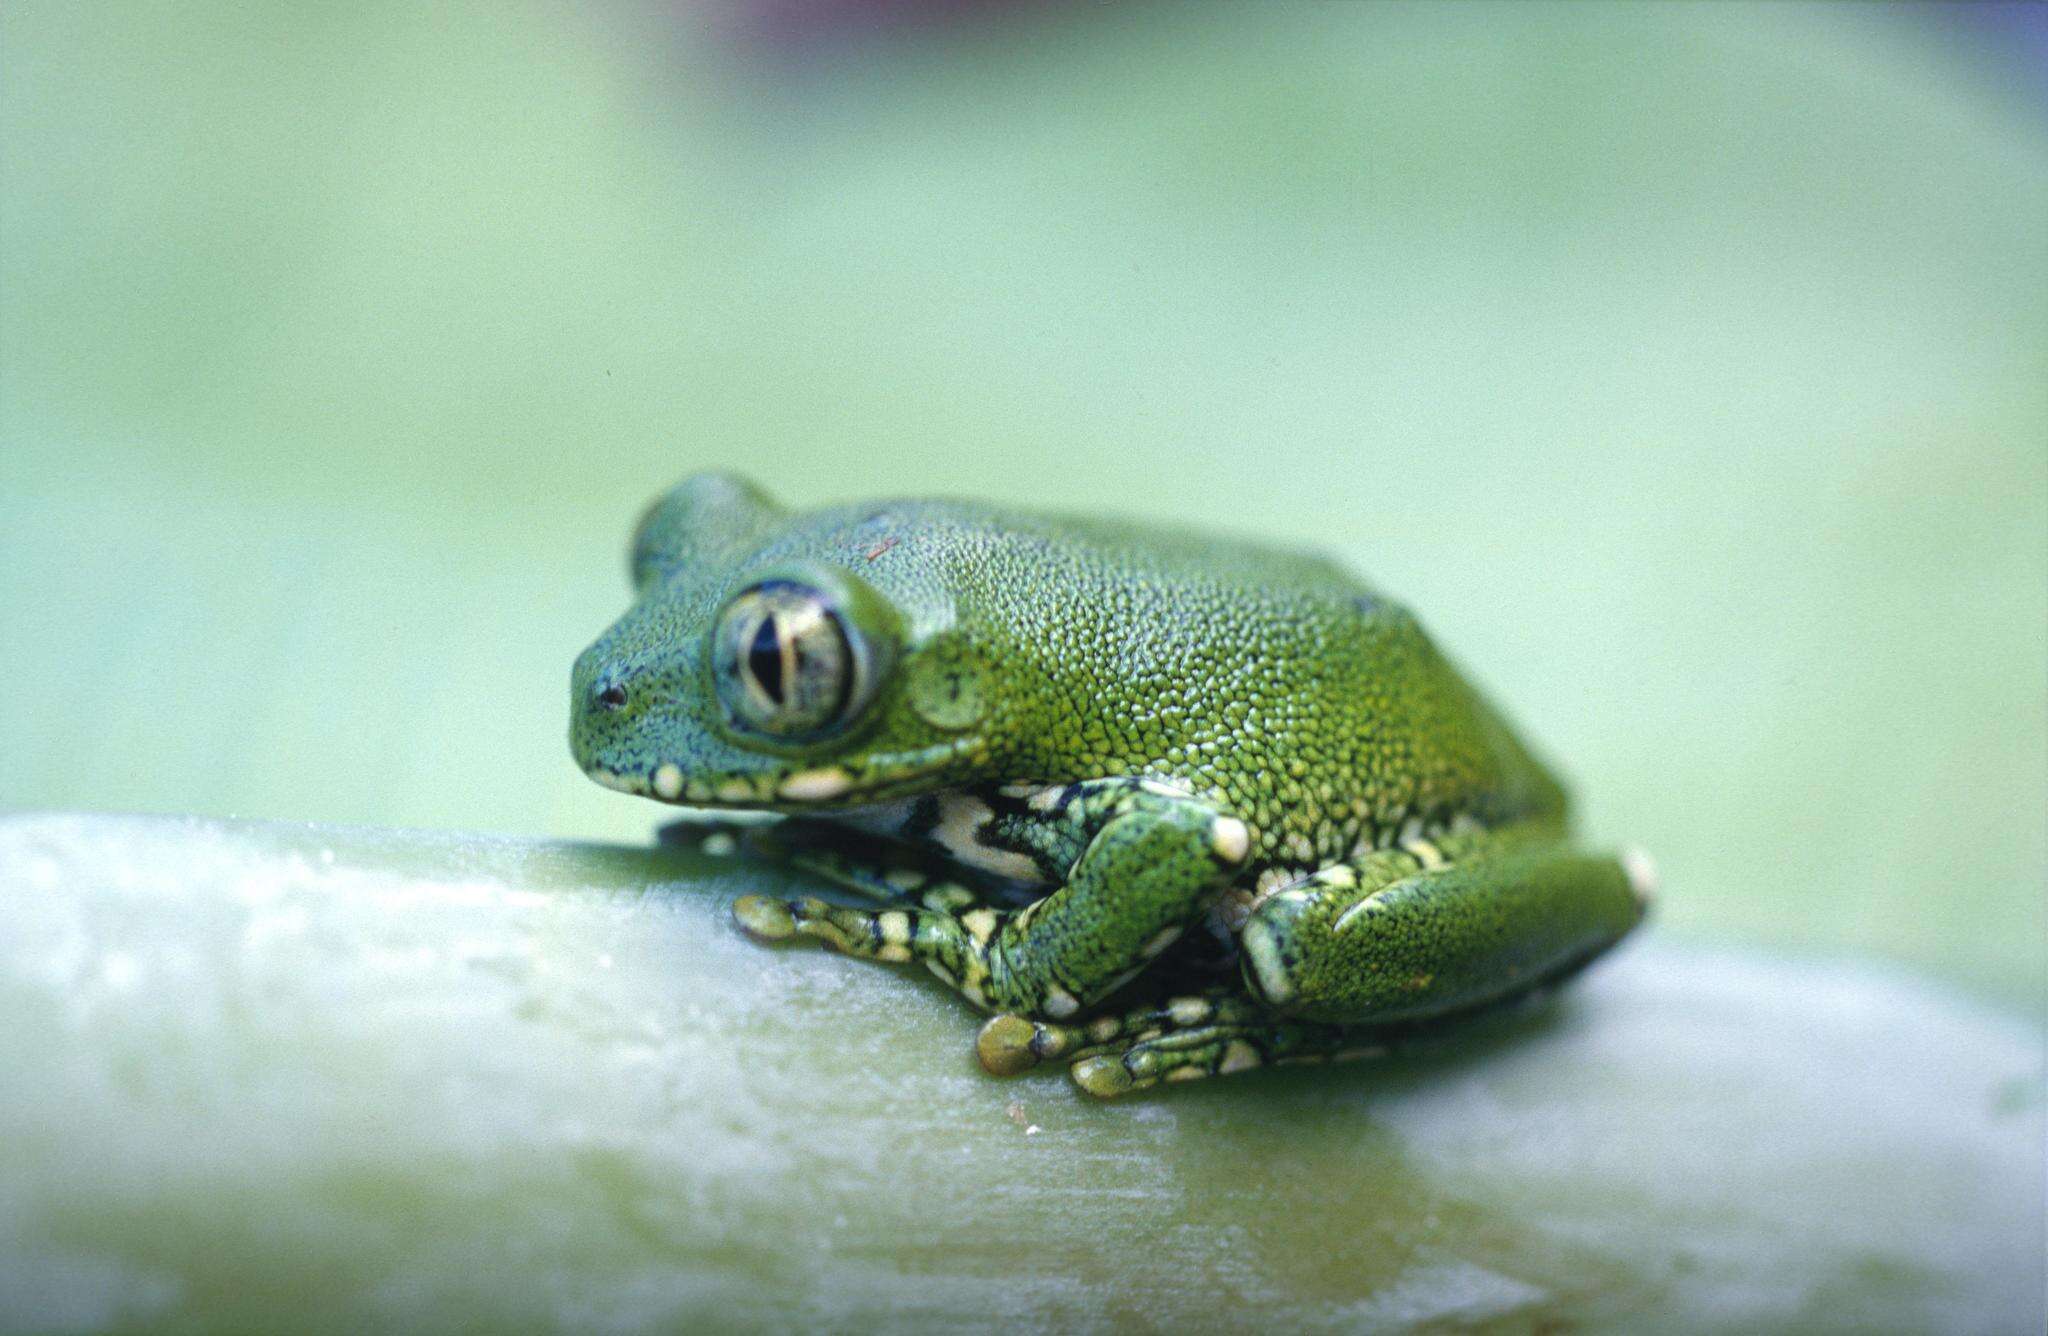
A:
1240 843 1648 1024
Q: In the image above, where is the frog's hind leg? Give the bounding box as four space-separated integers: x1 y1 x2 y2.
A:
1045 831 1651 1098
1238 828 1650 1027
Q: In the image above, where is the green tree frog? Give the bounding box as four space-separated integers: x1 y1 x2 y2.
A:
572 474 1650 1097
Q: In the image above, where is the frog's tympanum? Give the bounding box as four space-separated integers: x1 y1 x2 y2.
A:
572 474 1651 1097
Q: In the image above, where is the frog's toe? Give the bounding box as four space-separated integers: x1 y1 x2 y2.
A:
976 1012 1091 1074
731 894 797 941
976 1014 1044 1076
1068 1054 1140 1099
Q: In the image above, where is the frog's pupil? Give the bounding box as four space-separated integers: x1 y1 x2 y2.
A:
748 616 786 706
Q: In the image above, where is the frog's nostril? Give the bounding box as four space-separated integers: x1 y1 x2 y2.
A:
594 682 630 711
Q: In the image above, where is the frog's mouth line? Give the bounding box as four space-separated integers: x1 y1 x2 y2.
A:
583 735 987 810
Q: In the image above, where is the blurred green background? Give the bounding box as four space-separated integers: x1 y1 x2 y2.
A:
3 1 2043 1015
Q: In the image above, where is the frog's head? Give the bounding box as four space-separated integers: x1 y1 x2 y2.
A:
571 472 999 810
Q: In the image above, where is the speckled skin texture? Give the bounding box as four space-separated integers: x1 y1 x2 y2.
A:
572 473 1646 1096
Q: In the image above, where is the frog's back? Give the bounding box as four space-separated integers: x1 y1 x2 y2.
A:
780 497 1358 599
769 499 1567 868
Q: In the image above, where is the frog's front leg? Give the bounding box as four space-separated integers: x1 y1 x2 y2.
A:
734 783 1249 1018
1239 829 1650 1025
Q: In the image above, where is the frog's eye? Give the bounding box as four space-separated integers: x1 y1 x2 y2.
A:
711 580 869 739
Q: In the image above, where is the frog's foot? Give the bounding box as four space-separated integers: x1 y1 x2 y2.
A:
731 894 925 960
975 987 1265 1076
1066 1019 1373 1098
728 894 1010 1007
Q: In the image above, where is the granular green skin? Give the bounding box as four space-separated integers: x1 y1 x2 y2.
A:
572 473 1647 1097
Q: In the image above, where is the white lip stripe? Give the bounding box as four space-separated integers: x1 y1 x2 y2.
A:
779 768 852 801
